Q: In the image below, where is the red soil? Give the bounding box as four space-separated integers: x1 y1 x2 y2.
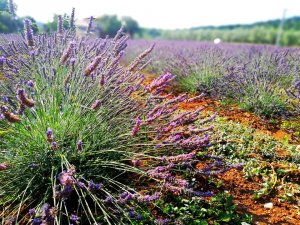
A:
143 72 300 224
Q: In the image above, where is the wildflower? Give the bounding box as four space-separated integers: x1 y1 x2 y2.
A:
131 116 142 136
91 100 101 110
24 19 34 47
17 89 35 108
77 140 83 151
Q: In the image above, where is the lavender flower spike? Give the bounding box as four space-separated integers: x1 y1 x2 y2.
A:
8 0 15 15
24 19 34 47
77 140 83 151
0 56 6 71
70 8 75 30
57 15 63 35
131 116 142 136
86 16 94 34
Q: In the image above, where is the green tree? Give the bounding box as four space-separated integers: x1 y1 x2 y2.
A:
94 15 122 38
121 16 140 37
43 14 70 33
0 0 22 33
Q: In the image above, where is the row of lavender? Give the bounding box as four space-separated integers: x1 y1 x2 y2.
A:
125 40 300 117
0 13 240 224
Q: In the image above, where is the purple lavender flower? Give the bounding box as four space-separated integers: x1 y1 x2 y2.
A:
76 181 85 189
0 162 9 171
46 128 53 142
137 192 160 202
17 89 35 108
0 56 6 70
28 208 36 217
154 218 169 225
99 74 105 86
128 210 136 219
104 196 113 204
31 218 42 225
88 180 102 192
86 16 94 34
57 15 63 34
77 140 83 151
51 142 58 150
58 171 75 186
70 214 79 222
70 8 75 30
131 116 142 136
1 95 8 103
91 99 101 110
24 19 34 47
27 80 34 88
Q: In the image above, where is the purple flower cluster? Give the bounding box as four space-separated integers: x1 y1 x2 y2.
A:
147 73 175 93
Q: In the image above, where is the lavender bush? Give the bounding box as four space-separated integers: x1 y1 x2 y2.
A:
0 19 218 224
126 40 300 117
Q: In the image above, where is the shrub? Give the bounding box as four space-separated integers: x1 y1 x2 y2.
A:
0 21 216 224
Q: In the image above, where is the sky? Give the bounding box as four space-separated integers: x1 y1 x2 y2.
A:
14 0 300 29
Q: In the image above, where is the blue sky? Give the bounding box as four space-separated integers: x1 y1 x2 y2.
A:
14 0 300 29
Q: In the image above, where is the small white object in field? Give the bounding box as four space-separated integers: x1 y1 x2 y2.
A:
264 202 273 209
214 38 221 44
241 222 251 225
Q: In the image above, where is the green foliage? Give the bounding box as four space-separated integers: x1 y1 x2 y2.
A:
43 14 70 33
239 86 288 117
0 11 22 33
156 193 252 224
121 16 140 37
94 15 122 38
158 26 300 46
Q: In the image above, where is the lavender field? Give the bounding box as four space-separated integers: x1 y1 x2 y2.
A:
126 39 300 117
1 1 300 225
